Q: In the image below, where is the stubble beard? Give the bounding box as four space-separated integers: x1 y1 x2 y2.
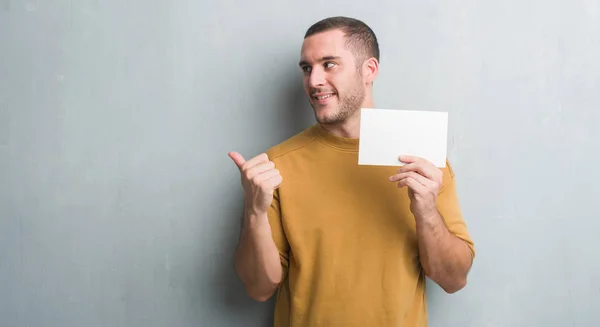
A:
311 76 366 125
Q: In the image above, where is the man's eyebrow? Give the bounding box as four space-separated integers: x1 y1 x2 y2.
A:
298 56 341 67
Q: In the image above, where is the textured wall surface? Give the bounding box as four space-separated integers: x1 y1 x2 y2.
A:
1 1 599 326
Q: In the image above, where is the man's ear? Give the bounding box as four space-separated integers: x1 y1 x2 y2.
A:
363 57 379 84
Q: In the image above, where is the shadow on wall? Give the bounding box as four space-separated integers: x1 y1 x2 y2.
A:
280 75 315 136
208 67 312 324
268 59 316 143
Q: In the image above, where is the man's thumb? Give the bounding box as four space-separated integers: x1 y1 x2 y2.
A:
228 151 245 169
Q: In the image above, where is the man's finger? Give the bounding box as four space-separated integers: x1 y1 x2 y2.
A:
242 153 270 170
266 174 283 190
397 162 438 181
389 171 431 186
260 171 283 190
228 151 246 169
398 155 422 164
397 176 427 194
246 162 276 180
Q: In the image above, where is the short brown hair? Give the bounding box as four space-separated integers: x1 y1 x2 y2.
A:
304 16 380 64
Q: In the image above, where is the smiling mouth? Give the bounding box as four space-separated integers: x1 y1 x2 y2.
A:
313 93 335 100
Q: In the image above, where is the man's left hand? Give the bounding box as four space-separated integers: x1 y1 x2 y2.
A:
388 155 443 220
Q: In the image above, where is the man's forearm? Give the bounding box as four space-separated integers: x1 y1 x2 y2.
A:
234 211 282 302
415 210 473 293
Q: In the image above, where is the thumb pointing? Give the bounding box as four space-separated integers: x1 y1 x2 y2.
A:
228 151 245 169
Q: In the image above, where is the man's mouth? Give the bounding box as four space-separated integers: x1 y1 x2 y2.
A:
313 93 335 101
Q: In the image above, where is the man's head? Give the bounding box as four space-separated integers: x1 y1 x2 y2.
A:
299 16 380 126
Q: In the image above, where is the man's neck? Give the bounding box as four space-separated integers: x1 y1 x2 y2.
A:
321 114 361 139
321 99 374 139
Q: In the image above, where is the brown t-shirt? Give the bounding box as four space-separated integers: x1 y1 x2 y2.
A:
265 123 475 327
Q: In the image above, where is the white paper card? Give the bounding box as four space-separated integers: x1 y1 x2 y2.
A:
358 108 448 167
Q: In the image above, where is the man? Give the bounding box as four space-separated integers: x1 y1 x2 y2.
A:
228 16 475 327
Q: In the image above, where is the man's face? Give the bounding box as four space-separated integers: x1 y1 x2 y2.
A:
299 29 366 125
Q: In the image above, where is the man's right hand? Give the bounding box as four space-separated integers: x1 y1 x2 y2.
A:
228 151 282 216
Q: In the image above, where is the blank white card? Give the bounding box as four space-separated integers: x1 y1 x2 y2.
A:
358 108 448 167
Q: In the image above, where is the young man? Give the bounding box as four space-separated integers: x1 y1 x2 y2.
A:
229 16 475 327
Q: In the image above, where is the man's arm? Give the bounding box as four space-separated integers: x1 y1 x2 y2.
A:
414 210 473 293
390 155 474 293
234 210 282 302
229 151 286 302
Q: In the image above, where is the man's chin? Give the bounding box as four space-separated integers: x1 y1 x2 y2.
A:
312 101 349 123
315 113 341 125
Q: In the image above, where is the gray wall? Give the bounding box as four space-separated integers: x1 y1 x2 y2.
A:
1 1 599 326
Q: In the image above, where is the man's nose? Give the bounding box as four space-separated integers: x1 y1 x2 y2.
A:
308 69 326 88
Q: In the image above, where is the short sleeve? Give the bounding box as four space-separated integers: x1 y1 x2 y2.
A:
436 160 476 260
267 187 290 277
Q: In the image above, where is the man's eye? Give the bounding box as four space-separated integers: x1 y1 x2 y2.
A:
325 62 335 68
302 66 311 73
